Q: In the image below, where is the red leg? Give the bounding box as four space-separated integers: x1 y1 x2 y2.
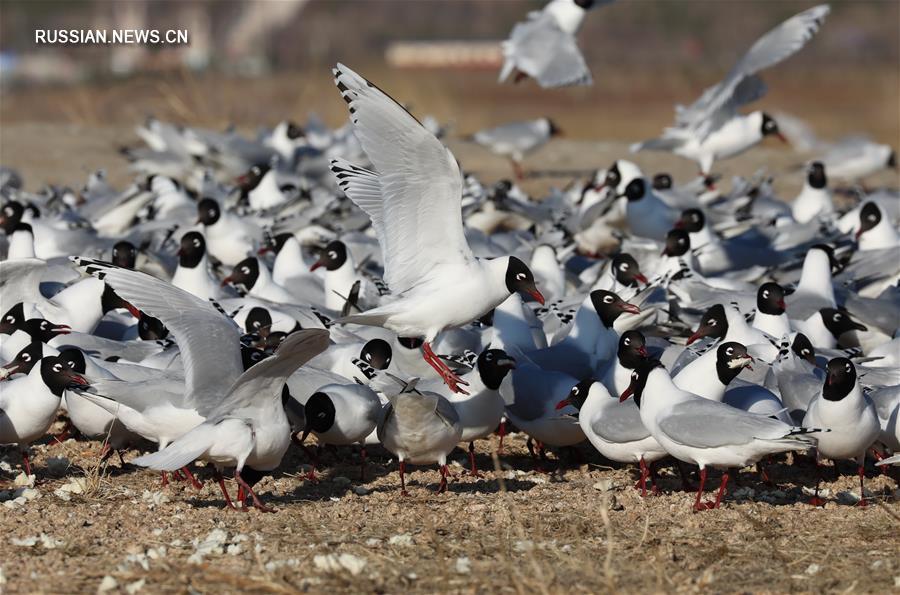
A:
399 460 409 497
712 471 730 509
692 468 710 512
467 442 482 477
437 464 449 493
422 343 469 394
497 421 507 455
181 466 203 490
214 470 236 510
648 460 660 495
635 458 649 497
160 471 169 487
870 449 889 476
856 464 868 507
21 450 32 476
757 460 773 486
808 460 826 507
511 160 525 180
234 469 273 513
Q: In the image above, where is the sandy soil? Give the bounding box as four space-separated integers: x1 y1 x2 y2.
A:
1 73 899 594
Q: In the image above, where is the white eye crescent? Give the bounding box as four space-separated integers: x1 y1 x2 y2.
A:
833 313 842 321
208 209 215 217
516 272 526 281
21 353 31 362
241 267 250 275
726 347 733 356
623 338 631 345
603 295 614 304
40 321 48 330
52 363 62 373
5 316 13 323
193 239 200 247
364 353 372 361
485 353 493 361
708 320 717 327
620 263 629 271
328 251 337 259
845 363 851 371
762 290 769 298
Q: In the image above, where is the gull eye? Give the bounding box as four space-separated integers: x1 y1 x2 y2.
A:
208 209 215 217
624 338 631 345
253 353 262 361
571 387 579 396
5 316 13 323
364 352 372 361
833 313 842 321
40 321 48 330
692 214 699 222
603 295 613 304
619 263 629 271
868 214 876 222
762 290 769 298
21 353 31 362
4 207 12 215
252 321 260 329
241 267 250 275
801 349 810 356
708 319 717 327
485 353 493 361
52 363 62 373
516 272 526 281
328 250 337 259
726 347 733 356
845 363 851 372
193 239 200 247
631 371 639 380
678 238 685 244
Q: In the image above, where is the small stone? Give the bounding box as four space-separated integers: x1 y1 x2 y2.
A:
13 473 34 488
332 476 351 486
805 563 821 576
10 536 38 547
592 480 612 492
125 578 146 594
352 486 370 496
455 557 471 574
97 576 117 594
388 533 414 547
46 457 70 474
19 488 40 502
227 544 243 556
365 538 381 546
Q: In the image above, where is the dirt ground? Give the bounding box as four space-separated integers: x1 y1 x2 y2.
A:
1 71 899 594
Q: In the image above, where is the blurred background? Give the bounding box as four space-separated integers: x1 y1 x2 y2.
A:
0 0 897 187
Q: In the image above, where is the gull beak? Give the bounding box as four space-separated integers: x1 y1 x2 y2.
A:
176 248 183 257
65 370 90 388
309 260 324 272
826 373 834 386
527 288 545 305
777 299 786 310
257 246 272 255
855 228 863 241
125 303 141 319
593 183 606 193
555 398 571 411
851 321 868 332
619 386 634 403
638 346 649 357
661 246 670 256
686 330 704 345
802 353 818 367
0 362 22 380
498 357 517 370
51 324 71 336
674 219 685 230
621 302 641 315
221 275 233 287
776 132 788 144
635 273 649 286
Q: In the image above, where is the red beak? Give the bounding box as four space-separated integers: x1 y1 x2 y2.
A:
1 362 22 379
686 330 703 345
621 303 641 315
52 324 72 335
555 398 571 411
619 386 633 402
777 299 786 309
257 246 271 255
776 132 788 144
674 220 684 230
309 261 323 272
527 289 546 305
593 183 606 193
855 229 863 241
125 303 141 319
221 276 233 287
66 372 89 387
635 273 649 285
638 346 649 357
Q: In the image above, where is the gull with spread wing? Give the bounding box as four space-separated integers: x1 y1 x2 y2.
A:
632 5 830 173
329 64 544 394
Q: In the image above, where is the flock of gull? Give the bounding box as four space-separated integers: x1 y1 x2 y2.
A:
1 1 899 514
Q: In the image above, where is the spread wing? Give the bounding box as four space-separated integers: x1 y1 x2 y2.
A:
332 64 472 294
675 4 829 139
502 12 592 88
70 257 243 410
207 329 329 421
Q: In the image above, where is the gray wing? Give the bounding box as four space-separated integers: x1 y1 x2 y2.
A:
593 402 651 443
70 257 243 409
505 12 592 88
0 258 47 311
286 365 352 405
207 329 330 421
676 4 829 139
75 377 185 412
658 398 800 448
